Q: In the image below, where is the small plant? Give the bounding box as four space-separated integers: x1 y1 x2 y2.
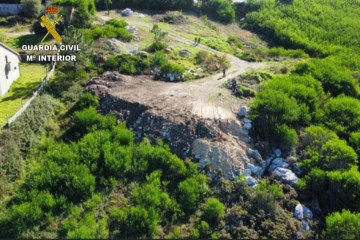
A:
237 85 256 97
227 36 243 49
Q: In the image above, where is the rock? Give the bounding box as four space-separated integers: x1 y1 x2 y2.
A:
294 203 304 220
121 8 134 16
303 206 313 219
136 51 149 57
238 106 248 118
264 155 275 168
287 156 297 164
99 71 123 81
246 162 264 177
244 169 251 176
126 26 137 33
199 159 207 169
179 49 193 57
293 163 303 176
247 149 263 162
243 119 252 130
164 48 172 54
272 167 299 186
275 148 281 157
196 120 217 138
269 158 289 173
138 14 146 18
246 176 258 188
196 68 204 73
95 38 121 52
301 221 310 231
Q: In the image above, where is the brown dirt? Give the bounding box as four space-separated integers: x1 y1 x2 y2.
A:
90 13 268 178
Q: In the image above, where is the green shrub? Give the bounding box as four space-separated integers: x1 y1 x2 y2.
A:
322 210 360 239
254 192 278 218
149 42 167 52
160 62 185 75
77 92 99 110
250 89 300 147
349 131 360 159
106 19 128 28
268 47 309 58
323 96 360 139
152 51 167 67
227 36 243 49
293 59 360 97
201 0 235 23
198 220 211 237
195 50 209 64
177 175 207 213
327 166 360 212
202 198 226 224
120 62 136 74
237 85 256 97
20 0 41 18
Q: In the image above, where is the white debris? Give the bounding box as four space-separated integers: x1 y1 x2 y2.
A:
246 176 258 188
294 203 304 220
121 8 134 16
272 167 299 186
303 206 313 219
269 158 289 173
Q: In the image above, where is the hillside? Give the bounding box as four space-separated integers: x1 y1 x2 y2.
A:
0 0 360 238
242 0 360 238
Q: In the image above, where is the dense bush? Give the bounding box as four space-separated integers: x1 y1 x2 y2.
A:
243 0 360 59
237 85 255 97
202 198 226 224
322 210 360 239
177 174 208 213
300 138 358 173
250 89 300 148
268 47 309 58
201 0 235 23
293 59 360 98
88 23 133 42
20 0 42 18
54 0 96 27
323 96 360 139
227 36 243 49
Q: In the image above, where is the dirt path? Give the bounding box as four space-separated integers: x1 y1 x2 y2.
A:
5 31 31 37
121 18 267 120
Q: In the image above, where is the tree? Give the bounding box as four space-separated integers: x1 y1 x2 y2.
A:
250 89 300 148
349 131 360 159
54 0 96 27
151 24 168 44
323 96 360 139
322 210 360 239
21 0 42 18
104 0 112 14
61 26 92 71
321 139 358 171
327 166 360 212
177 175 207 213
200 0 235 23
202 198 226 224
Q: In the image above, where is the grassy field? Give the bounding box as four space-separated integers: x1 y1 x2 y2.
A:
0 63 47 126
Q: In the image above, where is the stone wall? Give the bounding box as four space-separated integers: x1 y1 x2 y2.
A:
0 4 21 15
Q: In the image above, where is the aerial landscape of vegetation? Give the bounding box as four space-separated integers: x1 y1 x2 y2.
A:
0 0 360 238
